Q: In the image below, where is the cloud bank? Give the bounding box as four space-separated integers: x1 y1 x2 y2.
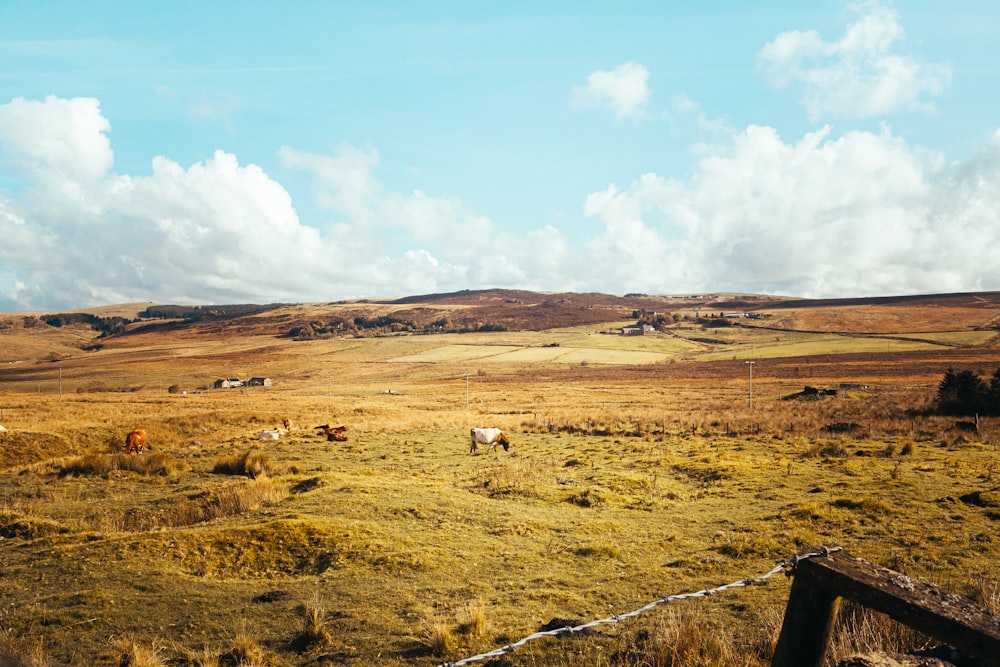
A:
1 94 999 311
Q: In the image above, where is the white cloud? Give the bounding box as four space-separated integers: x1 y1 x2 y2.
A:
280 145 502 262
756 2 951 120
582 124 1000 298
0 95 113 187
572 62 650 120
2 94 1000 310
0 96 551 309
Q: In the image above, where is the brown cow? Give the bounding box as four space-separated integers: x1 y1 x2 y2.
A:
314 424 347 442
282 418 292 431
125 428 146 454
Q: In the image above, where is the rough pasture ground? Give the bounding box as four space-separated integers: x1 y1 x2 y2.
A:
2 292 1000 665
1 379 999 666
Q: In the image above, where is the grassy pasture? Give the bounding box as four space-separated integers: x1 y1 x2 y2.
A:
690 332 945 361
2 296 1000 665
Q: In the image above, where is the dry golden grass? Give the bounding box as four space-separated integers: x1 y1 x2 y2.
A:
288 595 334 655
212 448 277 479
114 635 167 667
1 294 1000 666
421 621 455 657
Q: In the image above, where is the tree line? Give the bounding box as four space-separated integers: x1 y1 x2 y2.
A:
286 315 507 339
139 304 285 320
40 313 131 337
935 367 1000 416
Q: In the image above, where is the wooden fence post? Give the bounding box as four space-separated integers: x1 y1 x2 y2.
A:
771 562 840 667
771 549 1000 667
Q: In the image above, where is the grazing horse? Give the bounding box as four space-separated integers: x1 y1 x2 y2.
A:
315 424 348 442
470 427 510 453
125 428 147 454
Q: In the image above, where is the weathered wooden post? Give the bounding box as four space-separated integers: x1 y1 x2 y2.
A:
772 549 1000 667
771 555 841 667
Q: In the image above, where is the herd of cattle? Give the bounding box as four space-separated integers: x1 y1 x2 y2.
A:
120 421 511 454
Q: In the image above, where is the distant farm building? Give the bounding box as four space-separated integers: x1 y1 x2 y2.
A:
247 377 272 387
621 325 655 336
213 378 244 389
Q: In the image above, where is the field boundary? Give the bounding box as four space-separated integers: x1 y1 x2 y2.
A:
438 547 841 667
772 549 1000 667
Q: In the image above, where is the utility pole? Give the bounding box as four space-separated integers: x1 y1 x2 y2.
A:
746 359 755 410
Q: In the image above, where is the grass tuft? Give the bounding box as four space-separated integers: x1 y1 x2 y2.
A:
212 448 276 478
422 621 455 656
0 636 50 667
221 623 268 666
291 597 333 653
828 601 932 661
56 451 182 477
458 600 488 638
115 635 167 667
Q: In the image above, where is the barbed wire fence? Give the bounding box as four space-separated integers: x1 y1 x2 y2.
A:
438 545 842 667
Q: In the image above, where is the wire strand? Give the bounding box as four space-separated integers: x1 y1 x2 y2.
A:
438 546 841 667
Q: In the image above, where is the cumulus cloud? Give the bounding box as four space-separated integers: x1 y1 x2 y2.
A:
572 62 651 120
0 96 553 310
2 94 1000 310
756 2 951 119
0 95 113 187
582 124 1000 297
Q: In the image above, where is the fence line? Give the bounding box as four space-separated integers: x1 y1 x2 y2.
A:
438 546 841 667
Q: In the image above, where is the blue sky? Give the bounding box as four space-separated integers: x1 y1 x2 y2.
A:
1 1 999 310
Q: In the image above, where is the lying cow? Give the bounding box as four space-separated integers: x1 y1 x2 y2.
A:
315 424 348 442
125 428 147 454
258 428 285 441
470 427 510 453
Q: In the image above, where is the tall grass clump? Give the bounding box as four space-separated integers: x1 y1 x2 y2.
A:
220 623 268 666
0 636 50 667
422 620 455 657
57 452 181 477
612 608 754 667
827 601 932 661
161 478 288 527
106 478 289 532
115 635 167 667
291 596 333 653
212 448 275 478
458 600 488 639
